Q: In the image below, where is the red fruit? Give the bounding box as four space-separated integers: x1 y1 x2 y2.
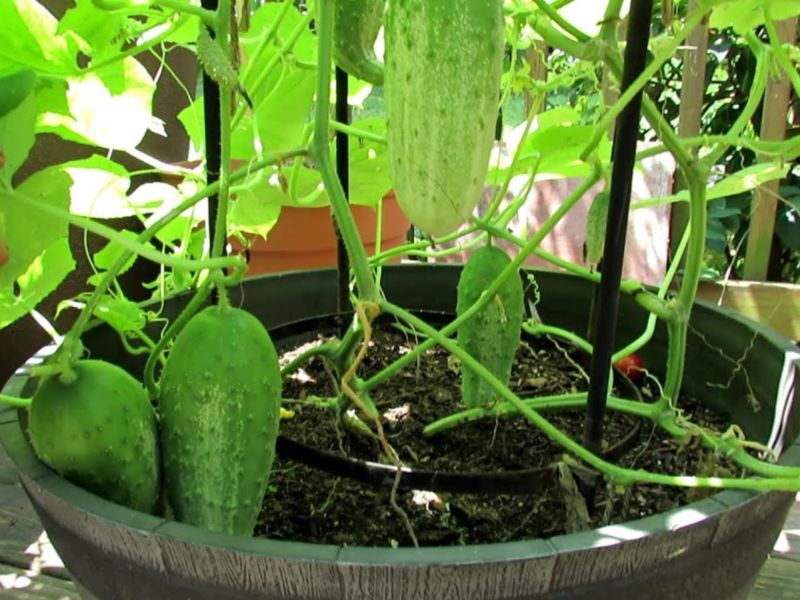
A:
614 354 644 381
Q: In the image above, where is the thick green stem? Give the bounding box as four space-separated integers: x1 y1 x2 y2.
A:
530 0 590 42
154 0 216 25
144 279 213 398
523 323 593 354
765 14 800 101
329 120 387 145
312 0 378 303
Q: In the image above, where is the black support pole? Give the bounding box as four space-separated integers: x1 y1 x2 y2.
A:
582 0 654 457
334 65 350 334
201 0 221 303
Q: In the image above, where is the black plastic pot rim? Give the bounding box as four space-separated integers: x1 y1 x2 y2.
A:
2 265 799 566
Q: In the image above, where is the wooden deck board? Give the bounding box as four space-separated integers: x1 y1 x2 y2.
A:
0 564 81 599
1 444 799 598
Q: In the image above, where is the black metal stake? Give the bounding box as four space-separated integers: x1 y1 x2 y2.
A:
201 0 221 304
334 66 351 336
582 0 654 457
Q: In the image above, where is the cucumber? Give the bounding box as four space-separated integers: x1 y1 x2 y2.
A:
584 190 610 269
333 0 385 85
158 305 282 536
385 0 504 237
456 245 524 409
28 360 160 514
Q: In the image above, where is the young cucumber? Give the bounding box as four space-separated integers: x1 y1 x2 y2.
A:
385 0 505 237
333 0 385 85
158 305 282 536
456 245 524 409
28 360 161 513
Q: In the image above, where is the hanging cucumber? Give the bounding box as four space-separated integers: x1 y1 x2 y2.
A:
385 0 505 237
584 190 610 270
456 244 524 409
158 304 282 536
28 360 161 513
333 0 385 85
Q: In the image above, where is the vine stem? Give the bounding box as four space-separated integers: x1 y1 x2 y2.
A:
0 394 31 408
363 163 603 392
382 302 800 492
61 147 307 360
8 190 243 273
313 0 378 304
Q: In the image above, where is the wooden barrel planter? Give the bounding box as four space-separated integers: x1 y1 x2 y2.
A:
2 265 798 600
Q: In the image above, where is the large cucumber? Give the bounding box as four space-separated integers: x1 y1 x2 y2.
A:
28 360 161 514
158 305 282 536
385 0 505 237
456 245 524 409
333 0 385 85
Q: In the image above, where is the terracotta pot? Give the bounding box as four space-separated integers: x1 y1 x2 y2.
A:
161 162 410 276
231 191 409 276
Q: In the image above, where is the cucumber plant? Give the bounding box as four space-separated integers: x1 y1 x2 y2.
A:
1 0 800 545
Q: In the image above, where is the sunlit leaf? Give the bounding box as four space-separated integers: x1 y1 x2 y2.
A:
706 0 800 34
38 57 156 150
0 0 75 76
61 155 132 217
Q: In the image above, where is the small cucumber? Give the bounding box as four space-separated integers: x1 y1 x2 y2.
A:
456 245 524 409
584 190 610 269
158 305 282 536
28 360 161 514
333 0 385 85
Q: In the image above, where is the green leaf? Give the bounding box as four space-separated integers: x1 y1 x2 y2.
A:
87 231 141 286
178 95 254 158
38 57 156 150
0 167 72 291
57 0 135 58
0 237 75 329
776 207 800 250
0 69 39 119
0 0 75 76
646 162 792 206
93 296 147 333
0 89 37 182
240 2 317 155
229 195 282 239
707 0 800 34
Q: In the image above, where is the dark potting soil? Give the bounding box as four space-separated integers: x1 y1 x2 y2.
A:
254 320 748 548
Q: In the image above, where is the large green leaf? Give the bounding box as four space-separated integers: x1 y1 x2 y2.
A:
706 0 800 34
0 90 37 183
239 2 317 155
0 167 74 328
0 0 75 76
230 118 392 215
637 162 792 208
488 108 613 180
0 69 39 119
38 57 156 150
178 96 255 159
0 237 75 328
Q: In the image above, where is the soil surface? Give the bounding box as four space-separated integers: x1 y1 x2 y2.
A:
254 318 747 547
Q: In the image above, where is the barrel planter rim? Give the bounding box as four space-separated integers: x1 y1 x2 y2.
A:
1 264 798 570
